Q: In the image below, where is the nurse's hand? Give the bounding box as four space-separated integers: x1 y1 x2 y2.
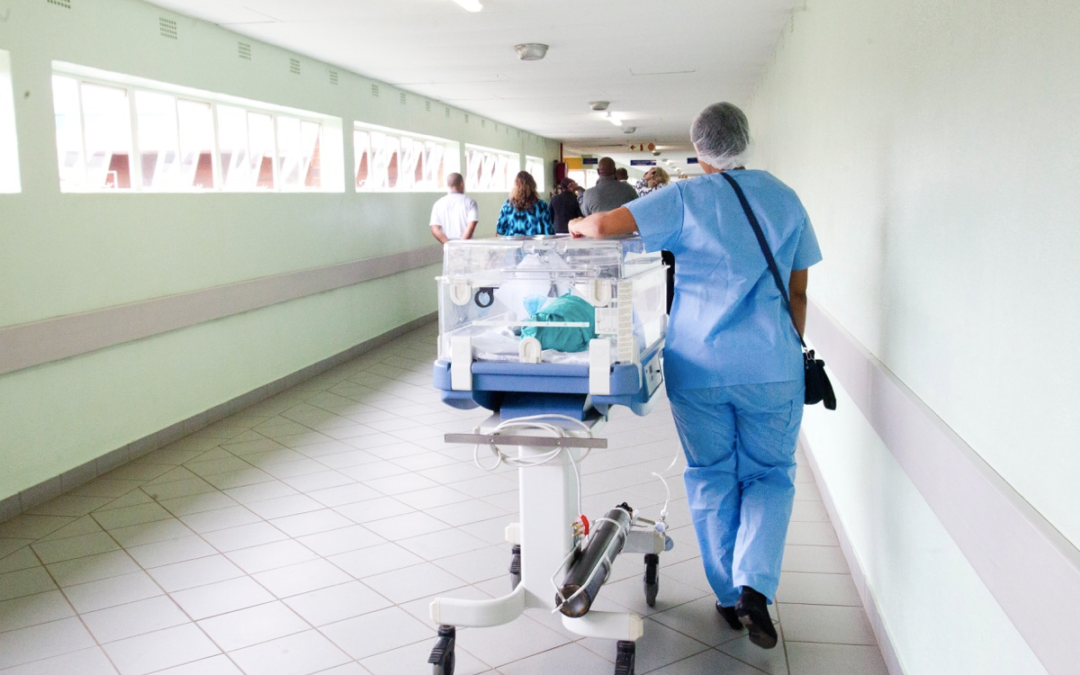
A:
568 217 587 238
570 208 639 239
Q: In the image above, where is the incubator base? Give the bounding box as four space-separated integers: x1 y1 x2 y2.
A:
427 412 670 675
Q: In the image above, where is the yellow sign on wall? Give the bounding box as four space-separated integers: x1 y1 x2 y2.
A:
564 157 583 170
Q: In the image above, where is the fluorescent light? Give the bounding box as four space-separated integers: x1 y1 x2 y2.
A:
451 0 482 12
514 43 549 60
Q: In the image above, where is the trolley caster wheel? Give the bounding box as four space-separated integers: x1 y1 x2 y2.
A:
614 640 636 675
509 544 522 590
428 625 456 675
643 553 659 607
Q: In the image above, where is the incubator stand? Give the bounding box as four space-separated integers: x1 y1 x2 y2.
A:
428 235 671 675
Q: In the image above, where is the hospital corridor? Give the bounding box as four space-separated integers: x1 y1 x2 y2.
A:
0 1 1077 675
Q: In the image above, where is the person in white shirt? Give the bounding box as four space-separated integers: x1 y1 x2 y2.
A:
429 173 479 243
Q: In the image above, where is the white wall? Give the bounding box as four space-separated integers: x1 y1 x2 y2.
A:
0 0 559 502
748 0 1079 673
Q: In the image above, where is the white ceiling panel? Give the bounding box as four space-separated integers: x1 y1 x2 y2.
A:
143 0 801 171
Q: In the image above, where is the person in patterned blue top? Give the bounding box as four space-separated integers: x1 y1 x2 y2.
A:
496 171 554 236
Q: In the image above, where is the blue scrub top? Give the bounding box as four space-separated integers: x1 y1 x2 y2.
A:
626 170 822 390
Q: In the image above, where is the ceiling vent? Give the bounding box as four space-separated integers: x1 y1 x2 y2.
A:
329 70 339 85
464 113 470 123
445 107 450 118
371 84 380 97
238 42 251 60
46 0 71 9
399 92 407 105
289 58 300 75
159 18 177 40
425 100 431 112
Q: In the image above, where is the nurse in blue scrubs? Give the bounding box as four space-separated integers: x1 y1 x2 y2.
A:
570 102 822 650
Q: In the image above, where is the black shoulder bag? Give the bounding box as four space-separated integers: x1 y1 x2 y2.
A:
720 172 836 410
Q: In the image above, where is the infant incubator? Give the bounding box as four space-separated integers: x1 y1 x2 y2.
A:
428 235 672 675
433 235 668 417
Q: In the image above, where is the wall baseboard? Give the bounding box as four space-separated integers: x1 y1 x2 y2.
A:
799 433 905 675
0 312 437 523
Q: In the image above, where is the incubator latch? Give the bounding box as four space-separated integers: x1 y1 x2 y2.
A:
588 338 612 395
450 336 473 391
518 337 542 364
577 280 612 307
450 282 472 306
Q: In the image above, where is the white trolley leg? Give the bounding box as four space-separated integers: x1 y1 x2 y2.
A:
429 416 648 675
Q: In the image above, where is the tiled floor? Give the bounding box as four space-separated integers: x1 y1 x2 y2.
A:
0 323 889 675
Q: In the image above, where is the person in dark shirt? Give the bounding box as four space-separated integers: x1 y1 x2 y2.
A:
550 177 584 234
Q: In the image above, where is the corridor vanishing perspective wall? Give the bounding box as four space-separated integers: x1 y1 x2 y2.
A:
0 0 558 509
748 1 1079 674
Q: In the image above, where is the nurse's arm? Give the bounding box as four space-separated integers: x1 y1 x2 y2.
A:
568 207 638 239
789 269 809 338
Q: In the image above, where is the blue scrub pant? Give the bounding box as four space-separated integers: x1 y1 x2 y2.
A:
668 379 804 606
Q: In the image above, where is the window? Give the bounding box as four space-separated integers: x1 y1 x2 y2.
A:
567 169 599 190
465 144 520 192
525 155 545 193
354 122 458 192
51 63 342 193
0 50 21 193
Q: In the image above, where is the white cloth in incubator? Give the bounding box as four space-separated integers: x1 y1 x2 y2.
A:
492 252 572 320
470 328 603 365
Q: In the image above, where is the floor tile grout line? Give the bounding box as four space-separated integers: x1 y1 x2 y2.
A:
25 530 129 675
3 329 884 674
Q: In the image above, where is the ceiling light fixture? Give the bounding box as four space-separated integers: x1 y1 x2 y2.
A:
589 101 610 111
451 0 483 12
623 126 636 134
514 43 549 61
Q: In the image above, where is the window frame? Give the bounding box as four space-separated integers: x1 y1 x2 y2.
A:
0 50 20 194
464 143 520 193
51 61 343 194
353 121 459 193
525 155 545 193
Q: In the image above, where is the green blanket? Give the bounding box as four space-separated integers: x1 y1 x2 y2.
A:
521 294 597 353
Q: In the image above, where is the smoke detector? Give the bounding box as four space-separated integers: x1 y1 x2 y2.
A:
514 43 549 61
589 101 610 111
651 149 661 156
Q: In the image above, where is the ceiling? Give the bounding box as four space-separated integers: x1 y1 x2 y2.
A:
144 0 800 176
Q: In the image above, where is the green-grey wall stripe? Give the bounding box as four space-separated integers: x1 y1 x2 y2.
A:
0 245 443 376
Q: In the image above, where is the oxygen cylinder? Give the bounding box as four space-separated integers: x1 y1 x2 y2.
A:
557 503 633 617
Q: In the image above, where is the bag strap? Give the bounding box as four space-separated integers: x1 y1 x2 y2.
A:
720 172 806 349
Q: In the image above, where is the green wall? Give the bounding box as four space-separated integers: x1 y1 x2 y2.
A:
0 0 558 501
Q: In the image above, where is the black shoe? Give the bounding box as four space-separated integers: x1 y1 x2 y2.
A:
736 586 778 649
715 601 743 631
